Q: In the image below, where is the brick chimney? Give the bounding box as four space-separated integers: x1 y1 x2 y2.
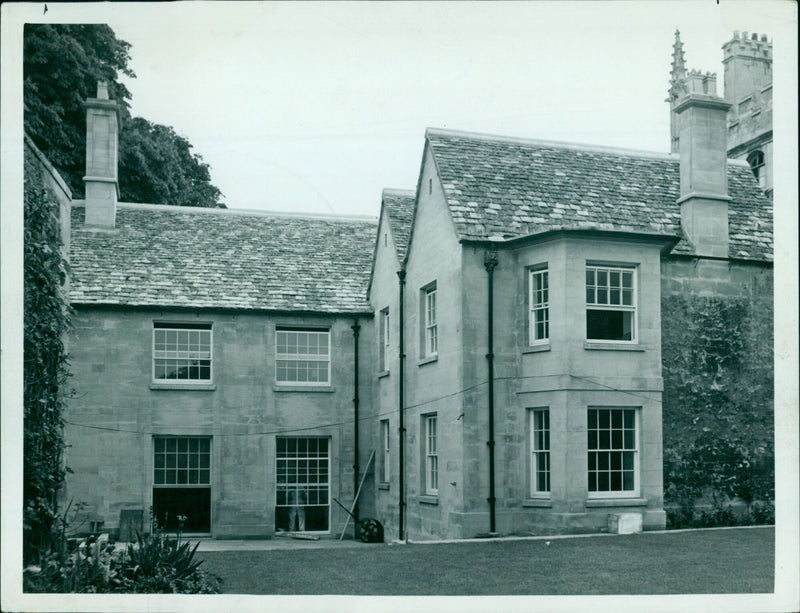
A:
83 81 119 228
673 71 731 258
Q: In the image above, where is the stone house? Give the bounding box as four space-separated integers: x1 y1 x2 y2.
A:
368 75 772 540
56 32 772 541
64 84 378 538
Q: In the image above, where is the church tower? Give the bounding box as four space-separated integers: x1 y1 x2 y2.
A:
723 31 773 197
667 30 773 197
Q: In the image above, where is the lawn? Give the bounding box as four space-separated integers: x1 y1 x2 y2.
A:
198 526 773 595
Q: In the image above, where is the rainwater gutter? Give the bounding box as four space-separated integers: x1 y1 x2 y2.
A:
397 268 406 541
484 249 499 535
351 318 361 529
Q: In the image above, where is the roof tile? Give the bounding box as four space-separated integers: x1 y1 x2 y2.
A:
70 206 377 312
427 130 772 261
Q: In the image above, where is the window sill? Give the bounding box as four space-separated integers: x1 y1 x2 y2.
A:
522 498 552 508
583 342 644 352
150 383 216 391
378 483 390 491
585 497 647 508
377 370 390 379
273 385 335 393
419 495 439 505
522 343 551 354
418 355 438 367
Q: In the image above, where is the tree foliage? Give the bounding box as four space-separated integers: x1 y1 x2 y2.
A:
24 146 72 564
24 24 223 208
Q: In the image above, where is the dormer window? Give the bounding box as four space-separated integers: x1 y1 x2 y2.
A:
747 150 766 188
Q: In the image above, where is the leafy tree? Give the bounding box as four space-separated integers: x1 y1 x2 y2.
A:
24 24 223 207
119 118 223 208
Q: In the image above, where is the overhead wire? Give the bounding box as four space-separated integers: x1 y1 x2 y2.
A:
64 371 668 438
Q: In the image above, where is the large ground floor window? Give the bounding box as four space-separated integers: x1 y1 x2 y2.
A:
587 408 638 497
153 436 211 532
275 437 330 532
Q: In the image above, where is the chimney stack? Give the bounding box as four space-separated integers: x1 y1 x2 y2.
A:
673 71 731 258
83 81 119 228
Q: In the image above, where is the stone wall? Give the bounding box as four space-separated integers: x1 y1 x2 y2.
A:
660 256 774 507
65 307 375 538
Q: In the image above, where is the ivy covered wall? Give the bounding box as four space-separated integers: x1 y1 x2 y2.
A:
24 138 72 562
661 258 774 508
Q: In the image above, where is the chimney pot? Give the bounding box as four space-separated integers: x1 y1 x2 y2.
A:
96 81 109 100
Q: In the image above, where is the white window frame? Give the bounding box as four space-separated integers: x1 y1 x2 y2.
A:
587 407 640 499
275 437 331 533
423 285 438 358
379 308 390 372
152 323 213 384
276 328 331 386
585 264 637 344
381 419 391 484
153 436 212 488
529 267 549 345
424 414 438 495
529 408 550 498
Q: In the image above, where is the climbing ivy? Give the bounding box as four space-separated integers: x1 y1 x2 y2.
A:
23 147 72 563
661 292 774 513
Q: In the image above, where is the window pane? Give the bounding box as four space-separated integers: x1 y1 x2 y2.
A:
623 470 635 491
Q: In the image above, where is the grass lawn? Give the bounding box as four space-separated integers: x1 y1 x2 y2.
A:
198 526 773 595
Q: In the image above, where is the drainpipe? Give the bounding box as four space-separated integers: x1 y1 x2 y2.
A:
484 249 498 535
397 268 406 541
351 318 361 529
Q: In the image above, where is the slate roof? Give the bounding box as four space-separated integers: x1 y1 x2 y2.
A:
427 129 773 261
382 188 416 262
69 204 377 313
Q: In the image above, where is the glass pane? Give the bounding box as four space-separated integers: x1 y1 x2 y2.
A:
612 429 623 449
622 271 633 288
623 470 634 490
588 410 597 429
624 410 635 429
599 410 610 429
155 438 165 452
598 452 609 470
624 429 635 449
610 471 622 491
611 410 622 429
166 438 176 452
623 451 634 470
598 472 609 491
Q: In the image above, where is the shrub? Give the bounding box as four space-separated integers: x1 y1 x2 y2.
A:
23 515 220 593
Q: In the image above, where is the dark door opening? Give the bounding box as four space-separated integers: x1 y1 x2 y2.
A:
153 436 211 533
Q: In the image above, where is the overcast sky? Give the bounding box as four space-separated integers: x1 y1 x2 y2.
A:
7 2 797 216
